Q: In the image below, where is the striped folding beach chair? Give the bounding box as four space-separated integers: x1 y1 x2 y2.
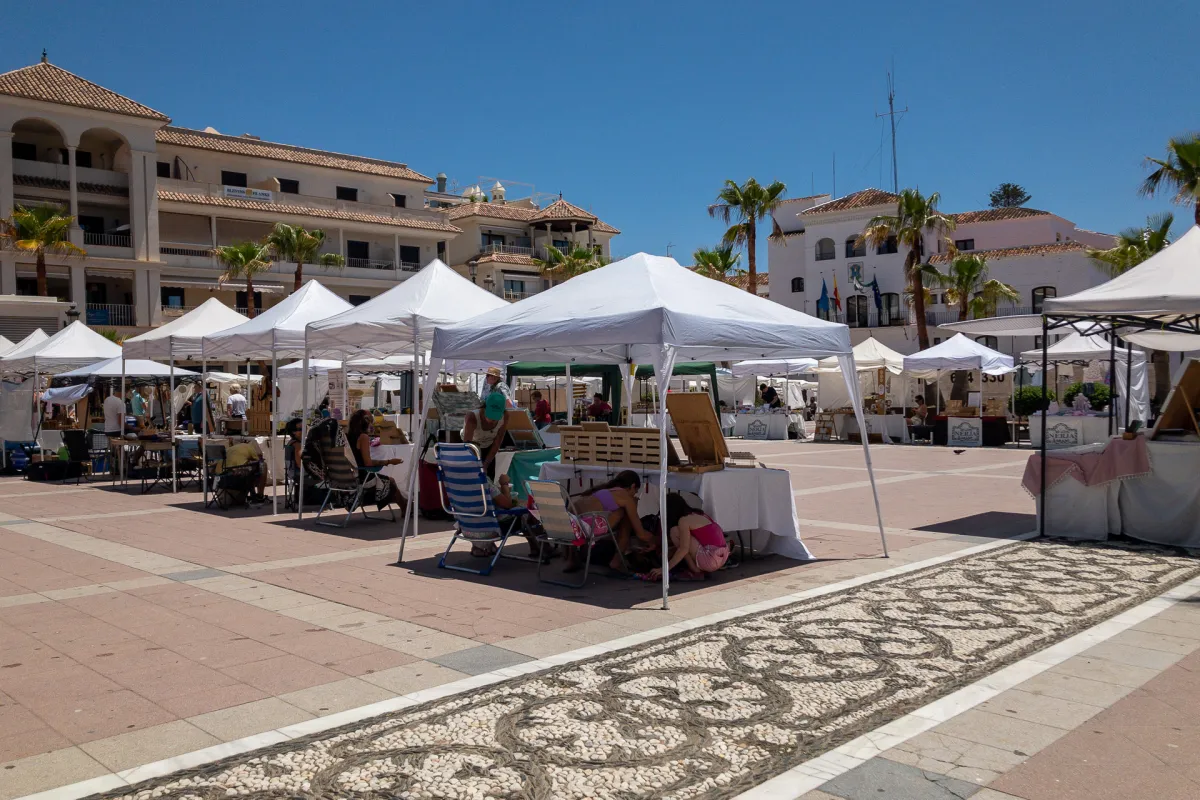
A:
435 443 530 577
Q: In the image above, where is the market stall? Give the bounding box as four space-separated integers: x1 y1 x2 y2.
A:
813 337 910 443
729 358 815 439
902 334 1015 447
416 252 888 609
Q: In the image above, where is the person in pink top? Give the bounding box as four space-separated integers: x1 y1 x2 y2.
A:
648 494 730 581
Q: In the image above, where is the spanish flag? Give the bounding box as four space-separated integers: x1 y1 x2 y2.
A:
832 273 842 311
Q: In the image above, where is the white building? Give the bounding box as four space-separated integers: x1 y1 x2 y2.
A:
768 188 1116 355
0 57 618 339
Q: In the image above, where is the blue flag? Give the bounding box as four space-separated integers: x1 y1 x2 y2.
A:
869 276 883 312
817 279 830 313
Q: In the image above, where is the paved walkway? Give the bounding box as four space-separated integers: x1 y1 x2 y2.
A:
1 440 1193 798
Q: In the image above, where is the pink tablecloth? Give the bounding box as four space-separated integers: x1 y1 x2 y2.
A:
1022 435 1152 497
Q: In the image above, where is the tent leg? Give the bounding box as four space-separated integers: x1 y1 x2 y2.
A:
1039 316 1048 537
1108 324 1116 437
271 351 278 516
656 348 677 610
566 361 572 425
120 359 125 484
201 359 207 506
170 356 177 493
299 346 308 520
1124 341 1133 428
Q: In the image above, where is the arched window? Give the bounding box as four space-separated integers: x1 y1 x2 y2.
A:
1032 286 1056 313
876 235 899 255
881 292 901 325
975 336 999 349
791 277 804 293
815 238 836 261
847 295 869 328
845 236 866 258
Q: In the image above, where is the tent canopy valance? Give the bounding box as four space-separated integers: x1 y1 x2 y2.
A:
730 358 817 379
902 333 1015 377
1019 332 1146 368
815 337 906 374
59 357 199 378
123 298 246 360
304 259 508 358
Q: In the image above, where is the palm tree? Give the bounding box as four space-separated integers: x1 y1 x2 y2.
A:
0 204 86 297
263 223 345 291
1141 134 1200 226
534 244 609 281
861 189 956 349
708 178 786 295
928 252 1019 321
1086 212 1174 277
691 244 743 283
215 241 272 317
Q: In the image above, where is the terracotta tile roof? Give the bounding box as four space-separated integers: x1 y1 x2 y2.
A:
951 207 1051 224
928 240 1085 264
779 229 805 238
476 252 539 267
14 173 128 197
801 188 900 216
530 198 597 223
778 194 831 204
728 273 769 289
158 190 461 234
0 61 169 121
446 199 620 234
155 126 433 183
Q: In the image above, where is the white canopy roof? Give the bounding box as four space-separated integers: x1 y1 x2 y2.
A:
202 280 352 360
939 314 1043 338
0 329 50 366
731 358 817 379
815 336 907 374
903 333 1015 376
0 335 14 357
123 298 246 360
305 260 508 357
432 253 853 364
1019 332 1147 367
280 355 420 376
59 356 199 378
0 322 121 375
1046 226 1200 316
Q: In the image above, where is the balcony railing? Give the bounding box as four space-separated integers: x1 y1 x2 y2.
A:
161 243 213 258
346 257 397 271
503 290 537 301
161 305 197 317
83 232 131 248
479 243 534 258
86 303 134 326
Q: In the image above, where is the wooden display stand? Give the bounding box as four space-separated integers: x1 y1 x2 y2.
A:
666 393 727 473
559 425 662 466
813 412 835 442
247 408 272 435
1152 358 1200 440
504 409 544 449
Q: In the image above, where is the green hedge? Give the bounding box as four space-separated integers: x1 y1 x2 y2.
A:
1063 381 1111 411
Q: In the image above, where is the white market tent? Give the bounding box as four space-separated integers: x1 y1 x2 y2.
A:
0 335 14 357
815 337 909 411
423 252 889 608
0 329 49 366
203 280 353 513
123 298 247 360
60 357 199 378
1019 332 1149 427
0 321 121 375
730 358 817 379
1044 225 1200 352
903 333 1014 377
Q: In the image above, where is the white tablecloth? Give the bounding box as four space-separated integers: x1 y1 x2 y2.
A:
834 413 908 444
538 462 812 560
732 412 790 440
1040 440 1200 547
371 444 414 492
628 413 737 436
1030 415 1114 449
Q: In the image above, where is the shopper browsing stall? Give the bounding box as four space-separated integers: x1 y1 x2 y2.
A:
461 392 509 474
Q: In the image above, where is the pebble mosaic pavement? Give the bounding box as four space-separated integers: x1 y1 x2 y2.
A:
85 540 1200 800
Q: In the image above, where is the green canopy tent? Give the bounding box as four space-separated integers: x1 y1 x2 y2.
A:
504 362 623 424
633 361 721 411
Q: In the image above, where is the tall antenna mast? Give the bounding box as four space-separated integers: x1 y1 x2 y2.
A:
875 68 907 192
832 153 836 198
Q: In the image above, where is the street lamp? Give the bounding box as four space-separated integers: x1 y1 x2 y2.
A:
467 259 478 284
65 304 80 328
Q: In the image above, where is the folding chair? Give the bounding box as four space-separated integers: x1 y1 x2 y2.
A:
58 429 91 485
314 435 396 528
435 443 531 577
211 461 261 510
526 478 628 588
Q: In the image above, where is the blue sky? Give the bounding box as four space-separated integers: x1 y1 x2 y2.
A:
5 0 1196 267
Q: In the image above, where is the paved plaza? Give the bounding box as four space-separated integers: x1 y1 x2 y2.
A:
2 440 1199 800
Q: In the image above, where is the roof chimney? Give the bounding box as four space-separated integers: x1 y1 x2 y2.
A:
436 172 447 193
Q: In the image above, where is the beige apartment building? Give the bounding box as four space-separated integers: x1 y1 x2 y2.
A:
0 57 618 339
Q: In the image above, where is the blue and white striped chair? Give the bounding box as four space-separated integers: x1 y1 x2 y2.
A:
434 443 530 576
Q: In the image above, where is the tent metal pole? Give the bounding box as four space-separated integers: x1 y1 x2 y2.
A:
565 361 572 424
1108 324 1116 437
657 348 676 610
1039 316 1048 537
201 358 207 506
120 357 125 484
271 345 278 516
298 339 309 520
170 351 177 493
410 319 420 543
1124 341 1133 428
410 314 419 443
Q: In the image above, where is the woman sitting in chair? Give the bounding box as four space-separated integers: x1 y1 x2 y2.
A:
572 470 655 571
646 493 729 581
347 410 407 513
